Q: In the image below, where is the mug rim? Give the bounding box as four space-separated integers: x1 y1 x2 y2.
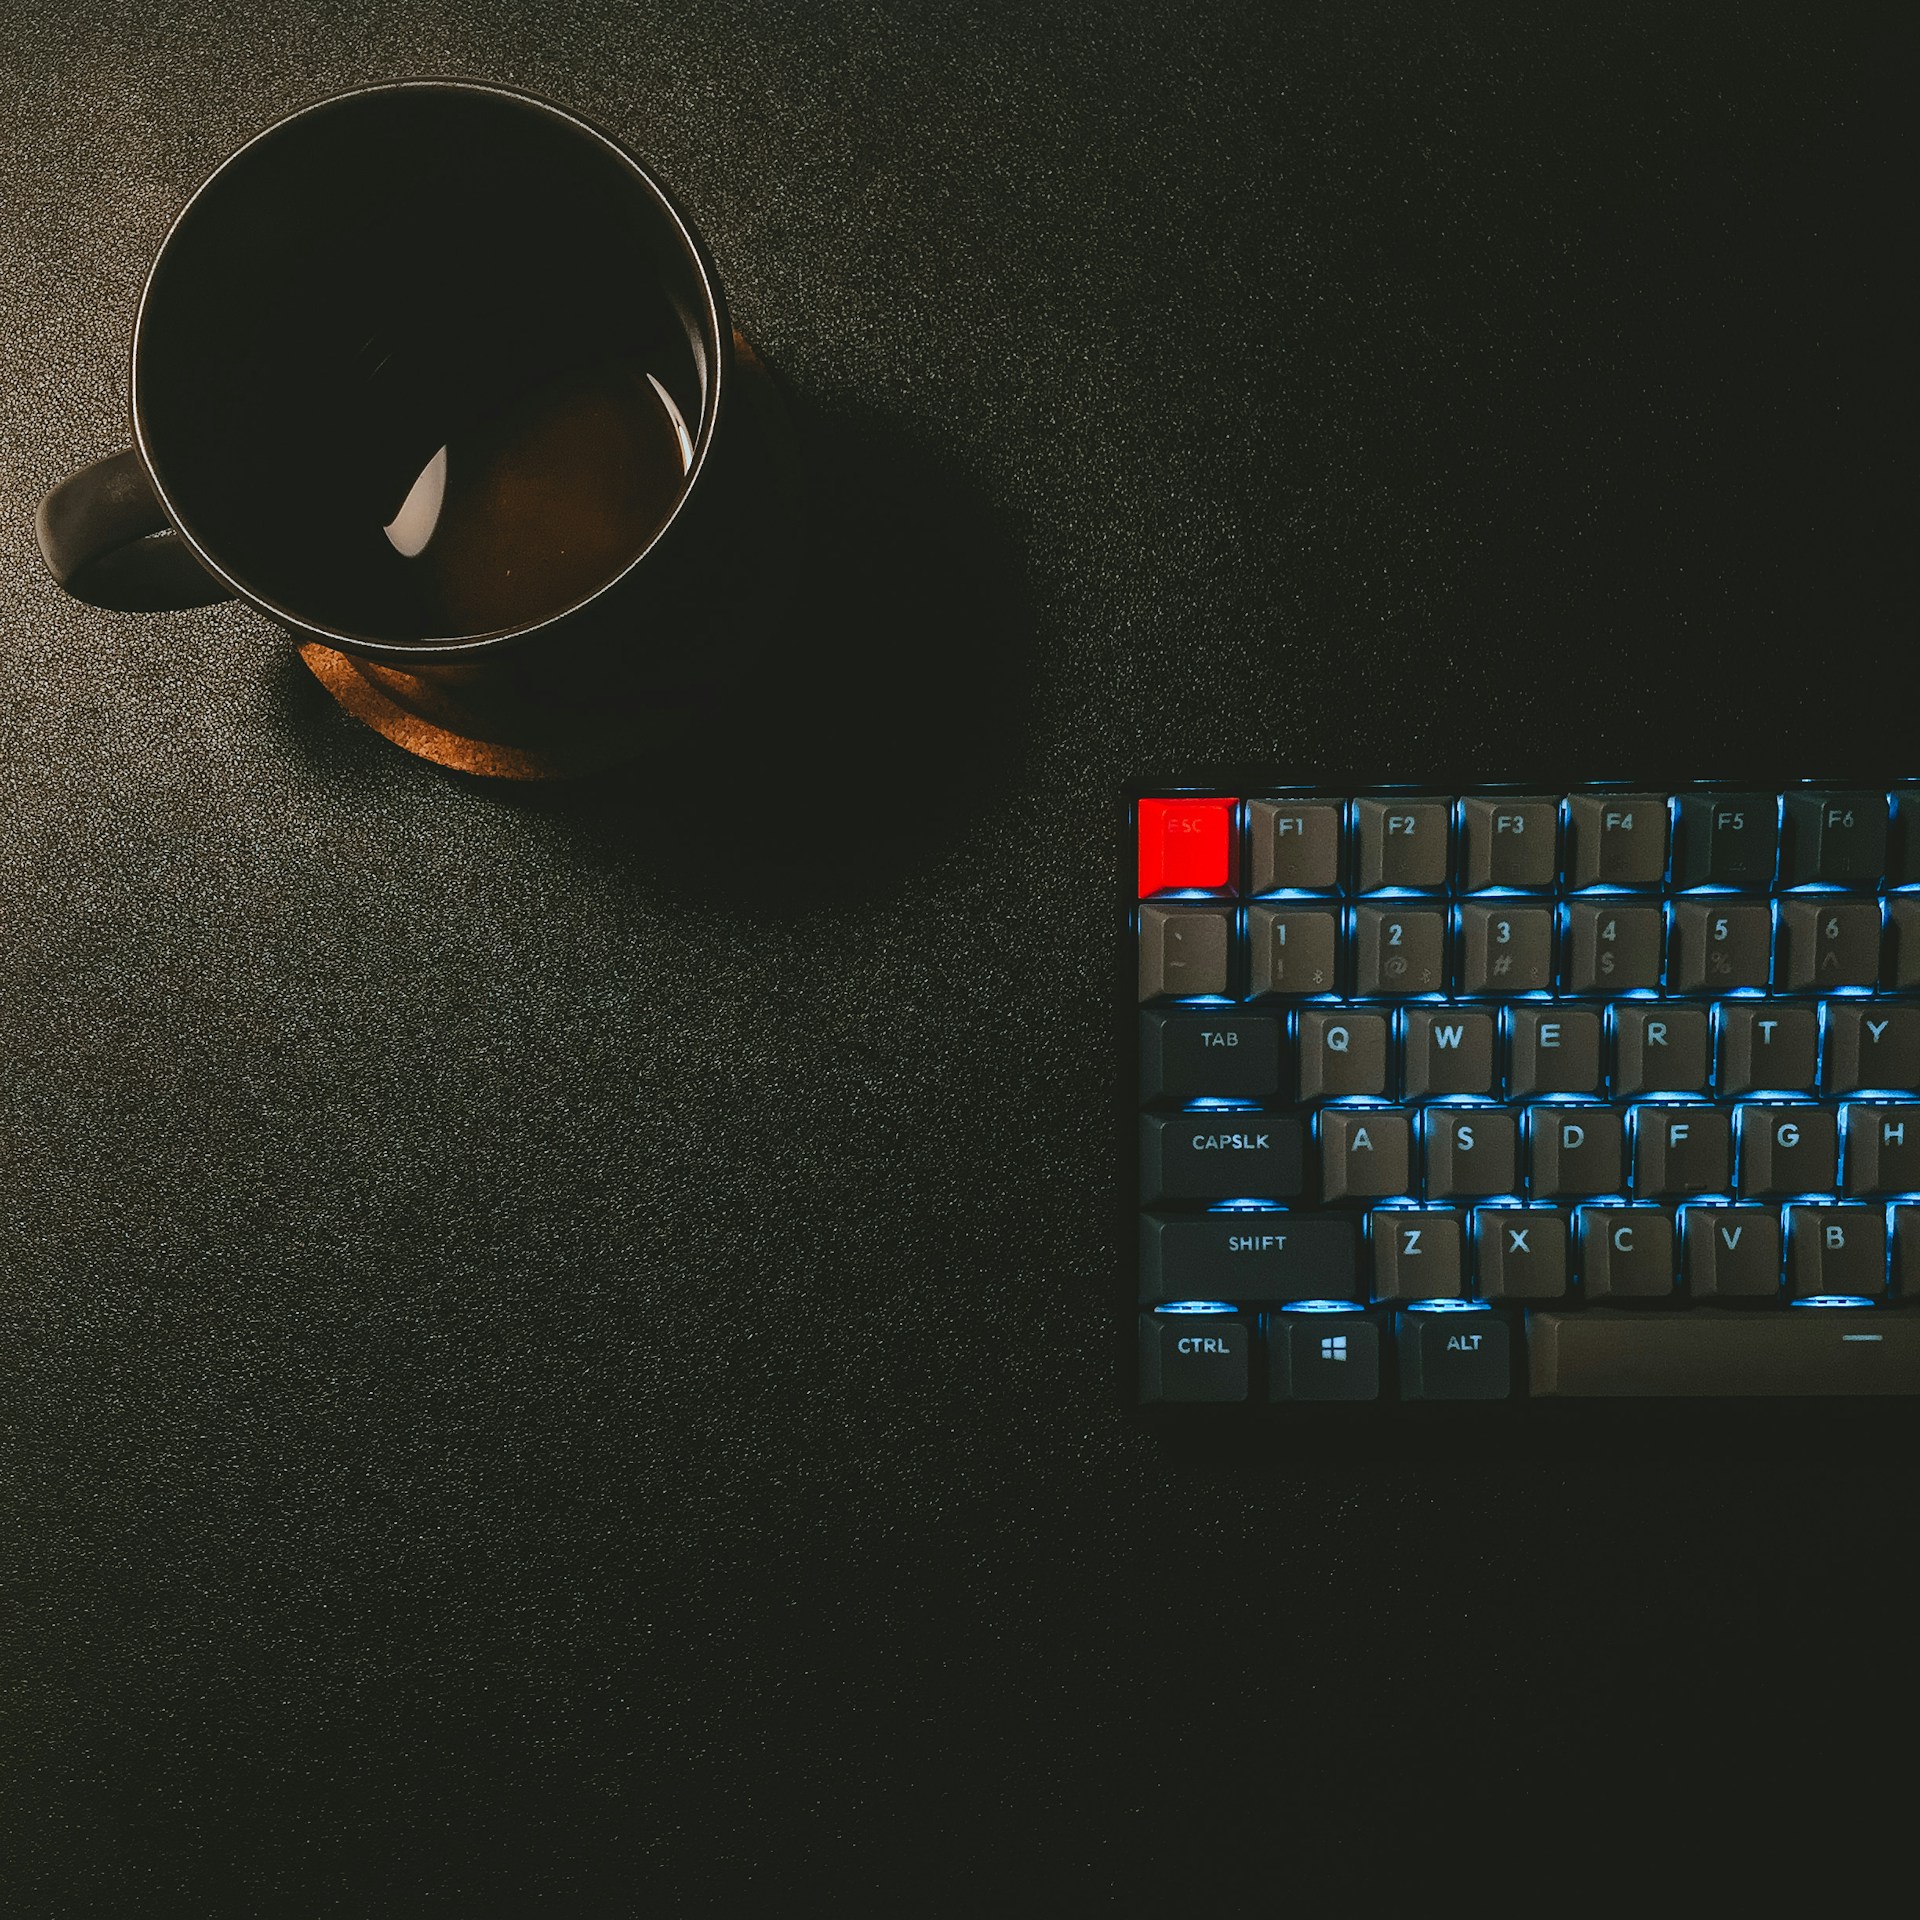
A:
128 76 733 664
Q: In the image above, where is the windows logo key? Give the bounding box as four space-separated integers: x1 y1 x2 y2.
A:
1320 1334 1348 1363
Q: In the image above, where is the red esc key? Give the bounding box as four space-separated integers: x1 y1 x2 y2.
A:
1137 797 1238 896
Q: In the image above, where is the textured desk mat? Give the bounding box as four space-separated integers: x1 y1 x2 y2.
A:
2 3 1915 1908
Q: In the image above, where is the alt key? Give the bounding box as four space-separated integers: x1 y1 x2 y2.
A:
1395 1310 1513 1400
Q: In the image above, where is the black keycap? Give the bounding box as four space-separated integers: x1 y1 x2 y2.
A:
1248 799 1343 893
1352 906 1447 994
1612 1006 1710 1096
1672 792 1778 890
1776 899 1883 990
1577 1207 1675 1301
1269 1314 1381 1401
1318 1108 1413 1202
1138 1313 1249 1402
1682 1204 1782 1299
1667 901 1772 993
1892 899 1920 989
1507 1008 1602 1095
1298 1010 1390 1099
1895 1205 1920 1296
1457 904 1553 992
1140 1113 1306 1203
1402 1009 1495 1097
1564 902 1663 991
1823 1005 1920 1093
1459 796 1558 890
1355 797 1450 890
1423 1108 1518 1198
1528 1310 1920 1397
1568 793 1668 887
1139 1012 1283 1101
1735 1103 1837 1196
1138 904 1233 1000
1716 1005 1818 1093
1473 1207 1568 1300
1527 1106 1624 1197
1247 906 1340 997
1632 1105 1731 1195
1785 1206 1887 1299
1842 1104 1920 1195
1893 790 1920 887
1395 1310 1512 1399
1781 791 1889 886
1138 1212 1360 1304
1368 1208 1465 1301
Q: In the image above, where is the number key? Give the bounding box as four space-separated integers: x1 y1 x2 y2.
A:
1353 906 1447 993
1775 899 1883 990
1564 902 1664 991
1457 904 1553 992
1247 906 1340 997
1667 900 1771 992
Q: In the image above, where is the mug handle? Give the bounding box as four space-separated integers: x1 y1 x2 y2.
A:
34 448 235 610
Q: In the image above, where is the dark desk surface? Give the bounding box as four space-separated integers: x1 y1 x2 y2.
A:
3 3 1915 1907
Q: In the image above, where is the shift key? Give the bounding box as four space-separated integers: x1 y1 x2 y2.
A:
1140 1112 1305 1203
1139 1212 1359 1303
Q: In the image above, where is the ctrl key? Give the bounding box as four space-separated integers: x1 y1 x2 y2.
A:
1139 1311 1249 1403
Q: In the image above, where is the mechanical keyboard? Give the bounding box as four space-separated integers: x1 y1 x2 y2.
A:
1128 780 1920 1406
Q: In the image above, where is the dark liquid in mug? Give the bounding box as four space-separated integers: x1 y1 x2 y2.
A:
377 356 693 636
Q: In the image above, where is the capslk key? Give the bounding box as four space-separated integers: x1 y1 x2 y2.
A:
1139 1113 1306 1203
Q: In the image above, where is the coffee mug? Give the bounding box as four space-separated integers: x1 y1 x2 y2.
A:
36 79 767 768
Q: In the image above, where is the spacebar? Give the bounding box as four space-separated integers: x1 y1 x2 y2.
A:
1528 1311 1920 1398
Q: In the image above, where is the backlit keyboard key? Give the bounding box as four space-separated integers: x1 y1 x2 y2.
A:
1891 899 1920 988
1319 1107 1413 1201
1734 1103 1836 1195
1355 798 1450 891
1139 1212 1360 1304
1459 796 1559 889
1717 1004 1818 1093
1137 904 1233 1001
1632 1105 1731 1195
1576 1207 1674 1301
1567 793 1667 888
1672 792 1777 889
1137 796 1237 895
1473 1207 1568 1300
1402 1008 1495 1097
1423 1109 1518 1198
1781 791 1888 886
1352 906 1446 993
1457 904 1553 992
1297 1009 1390 1099
1368 1208 1464 1301
1563 901 1663 991
1269 1313 1381 1401
1506 1007 1602 1096
1139 1112 1306 1203
1247 905 1340 997
1138 1012 1283 1101
1667 900 1771 992
1824 1005 1920 1092
1612 1006 1710 1096
1396 1310 1511 1399
1775 899 1882 990
1527 1106 1624 1197
1682 1204 1781 1299
1784 1206 1885 1298
1841 1104 1920 1195
1248 799 1343 892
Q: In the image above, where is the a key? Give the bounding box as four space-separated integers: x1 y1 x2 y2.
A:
1716 1004 1818 1093
1457 904 1553 992
1506 1007 1603 1096
1563 902 1663 991
1139 1012 1283 1101
1667 901 1772 993
1138 904 1233 1001
1823 1005 1920 1093
1612 1006 1710 1096
1297 1010 1390 1099
1352 906 1446 994
1473 1207 1568 1300
1318 1107 1413 1202
1526 1106 1624 1197
1577 1207 1675 1301
1892 899 1920 989
1355 797 1450 890
1423 1108 1518 1198
1248 799 1343 893
1268 1313 1382 1401
1139 1112 1306 1203
1784 1206 1887 1298
1842 1104 1920 1195
1631 1105 1731 1195
1459 796 1559 890
1368 1208 1465 1302
1137 797 1238 896
1681 1204 1782 1299
1395 1310 1512 1399
1528 1311 1920 1397
1402 1009 1495 1097
1138 1313 1249 1402
1247 906 1340 997
1567 793 1668 888
1775 899 1883 990
1735 1103 1837 1195
1138 1213 1360 1304
1781 791 1888 886
1671 792 1778 890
